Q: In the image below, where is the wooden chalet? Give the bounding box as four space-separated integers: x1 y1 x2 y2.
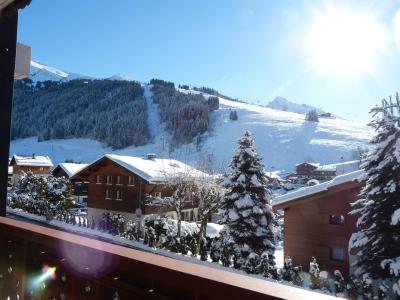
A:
273 170 365 278
52 162 89 203
72 154 208 223
294 162 337 181
9 154 53 184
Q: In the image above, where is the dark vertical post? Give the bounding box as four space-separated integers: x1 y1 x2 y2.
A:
0 12 18 217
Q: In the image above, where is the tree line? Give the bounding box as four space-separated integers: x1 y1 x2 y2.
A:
150 79 219 145
12 79 149 149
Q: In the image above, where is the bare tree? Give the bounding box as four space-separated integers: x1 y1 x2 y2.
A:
196 175 225 247
145 174 198 238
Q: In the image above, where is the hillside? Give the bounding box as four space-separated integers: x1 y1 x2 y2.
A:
10 62 373 173
12 79 150 149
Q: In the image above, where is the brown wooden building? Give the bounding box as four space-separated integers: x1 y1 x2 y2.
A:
52 162 89 203
72 154 207 223
293 162 337 181
9 154 53 185
273 170 365 278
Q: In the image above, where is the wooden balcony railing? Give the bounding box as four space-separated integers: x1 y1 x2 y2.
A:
0 217 340 300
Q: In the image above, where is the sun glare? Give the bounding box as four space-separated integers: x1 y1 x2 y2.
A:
307 6 386 76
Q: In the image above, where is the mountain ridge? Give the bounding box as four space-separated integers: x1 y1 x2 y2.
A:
10 61 373 173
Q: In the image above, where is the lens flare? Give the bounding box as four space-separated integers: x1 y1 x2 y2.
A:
31 265 57 288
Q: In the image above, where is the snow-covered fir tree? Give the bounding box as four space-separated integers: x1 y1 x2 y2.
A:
220 130 278 271
280 256 302 285
350 96 400 297
9 172 73 217
308 256 320 289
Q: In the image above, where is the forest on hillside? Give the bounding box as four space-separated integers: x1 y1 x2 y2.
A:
11 79 149 149
151 79 219 145
11 78 219 150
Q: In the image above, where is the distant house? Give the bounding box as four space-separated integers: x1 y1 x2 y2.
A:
52 163 89 204
9 154 53 185
318 112 333 118
71 154 208 223
273 170 365 278
293 162 337 181
8 166 13 186
323 160 360 175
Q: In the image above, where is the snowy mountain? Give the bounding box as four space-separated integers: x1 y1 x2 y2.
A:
106 74 132 81
267 97 325 115
29 61 90 83
10 61 373 173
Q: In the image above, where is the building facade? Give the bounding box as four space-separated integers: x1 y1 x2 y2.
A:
9 154 53 185
294 162 337 181
273 170 365 278
52 163 89 203
72 154 207 224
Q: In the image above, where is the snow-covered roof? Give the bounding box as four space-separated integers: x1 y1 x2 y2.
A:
57 163 88 177
295 162 319 167
73 154 208 183
315 165 336 172
322 160 360 175
11 155 53 167
295 162 336 171
273 170 365 207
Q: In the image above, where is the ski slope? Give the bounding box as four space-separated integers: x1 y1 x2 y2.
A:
10 85 373 173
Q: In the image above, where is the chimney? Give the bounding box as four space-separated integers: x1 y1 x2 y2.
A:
147 153 157 160
32 153 35 159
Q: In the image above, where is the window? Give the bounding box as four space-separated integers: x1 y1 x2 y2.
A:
105 189 112 199
116 190 122 200
106 175 112 185
128 176 135 186
154 192 161 198
96 175 102 184
329 214 345 225
116 175 122 185
181 210 192 221
330 247 345 261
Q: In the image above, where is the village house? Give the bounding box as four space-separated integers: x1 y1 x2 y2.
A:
272 170 365 278
9 154 53 185
52 162 89 204
289 162 337 182
71 154 208 223
8 166 13 186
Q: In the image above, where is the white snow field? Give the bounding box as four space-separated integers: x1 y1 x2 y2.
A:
10 85 373 173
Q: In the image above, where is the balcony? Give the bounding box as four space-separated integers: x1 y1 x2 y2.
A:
0 216 337 299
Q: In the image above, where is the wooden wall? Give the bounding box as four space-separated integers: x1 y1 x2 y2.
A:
12 163 51 175
86 159 171 215
282 182 361 278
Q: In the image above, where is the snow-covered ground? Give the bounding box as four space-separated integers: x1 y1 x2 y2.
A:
10 77 373 173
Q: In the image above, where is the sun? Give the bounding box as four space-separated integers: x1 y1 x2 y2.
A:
306 5 386 76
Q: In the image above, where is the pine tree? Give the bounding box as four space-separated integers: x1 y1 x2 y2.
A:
333 270 345 295
305 110 319 122
350 97 400 296
220 131 277 271
280 256 302 285
309 257 321 289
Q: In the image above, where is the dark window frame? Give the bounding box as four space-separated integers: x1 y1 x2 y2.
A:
329 214 345 225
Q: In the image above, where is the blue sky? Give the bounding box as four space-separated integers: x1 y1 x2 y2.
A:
17 0 400 123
